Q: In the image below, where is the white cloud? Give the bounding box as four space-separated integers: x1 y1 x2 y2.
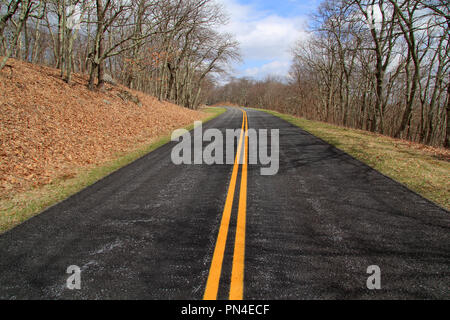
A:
216 0 309 79
244 60 291 78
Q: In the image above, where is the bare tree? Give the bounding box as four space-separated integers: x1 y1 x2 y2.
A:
0 0 36 70
208 0 449 147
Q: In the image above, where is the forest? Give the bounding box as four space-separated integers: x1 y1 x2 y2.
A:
1 0 449 147
209 0 449 147
0 0 240 109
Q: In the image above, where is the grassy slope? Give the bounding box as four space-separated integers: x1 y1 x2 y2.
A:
0 107 226 233
264 110 450 210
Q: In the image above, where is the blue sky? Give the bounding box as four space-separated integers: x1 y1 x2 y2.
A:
216 0 321 80
236 0 320 18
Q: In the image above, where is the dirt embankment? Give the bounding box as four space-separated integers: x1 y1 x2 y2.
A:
0 59 205 197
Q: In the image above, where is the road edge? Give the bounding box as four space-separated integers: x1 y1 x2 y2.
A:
260 108 449 213
0 107 228 234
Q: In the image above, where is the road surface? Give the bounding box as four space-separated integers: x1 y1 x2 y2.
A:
0 107 449 300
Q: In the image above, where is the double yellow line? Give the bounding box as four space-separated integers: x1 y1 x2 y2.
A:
204 108 249 301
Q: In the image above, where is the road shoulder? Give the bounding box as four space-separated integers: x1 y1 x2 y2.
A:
261 109 449 211
0 107 227 234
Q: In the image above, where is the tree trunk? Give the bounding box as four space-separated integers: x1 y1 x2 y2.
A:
445 76 450 148
88 62 97 90
0 1 30 71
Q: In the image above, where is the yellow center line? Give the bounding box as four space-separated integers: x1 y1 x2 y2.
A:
229 111 248 300
203 110 246 300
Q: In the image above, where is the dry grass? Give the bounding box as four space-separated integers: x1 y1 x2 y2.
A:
265 110 450 210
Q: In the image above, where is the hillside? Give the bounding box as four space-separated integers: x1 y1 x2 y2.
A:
0 59 206 203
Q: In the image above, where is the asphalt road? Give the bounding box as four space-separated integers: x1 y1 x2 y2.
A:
0 107 449 300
